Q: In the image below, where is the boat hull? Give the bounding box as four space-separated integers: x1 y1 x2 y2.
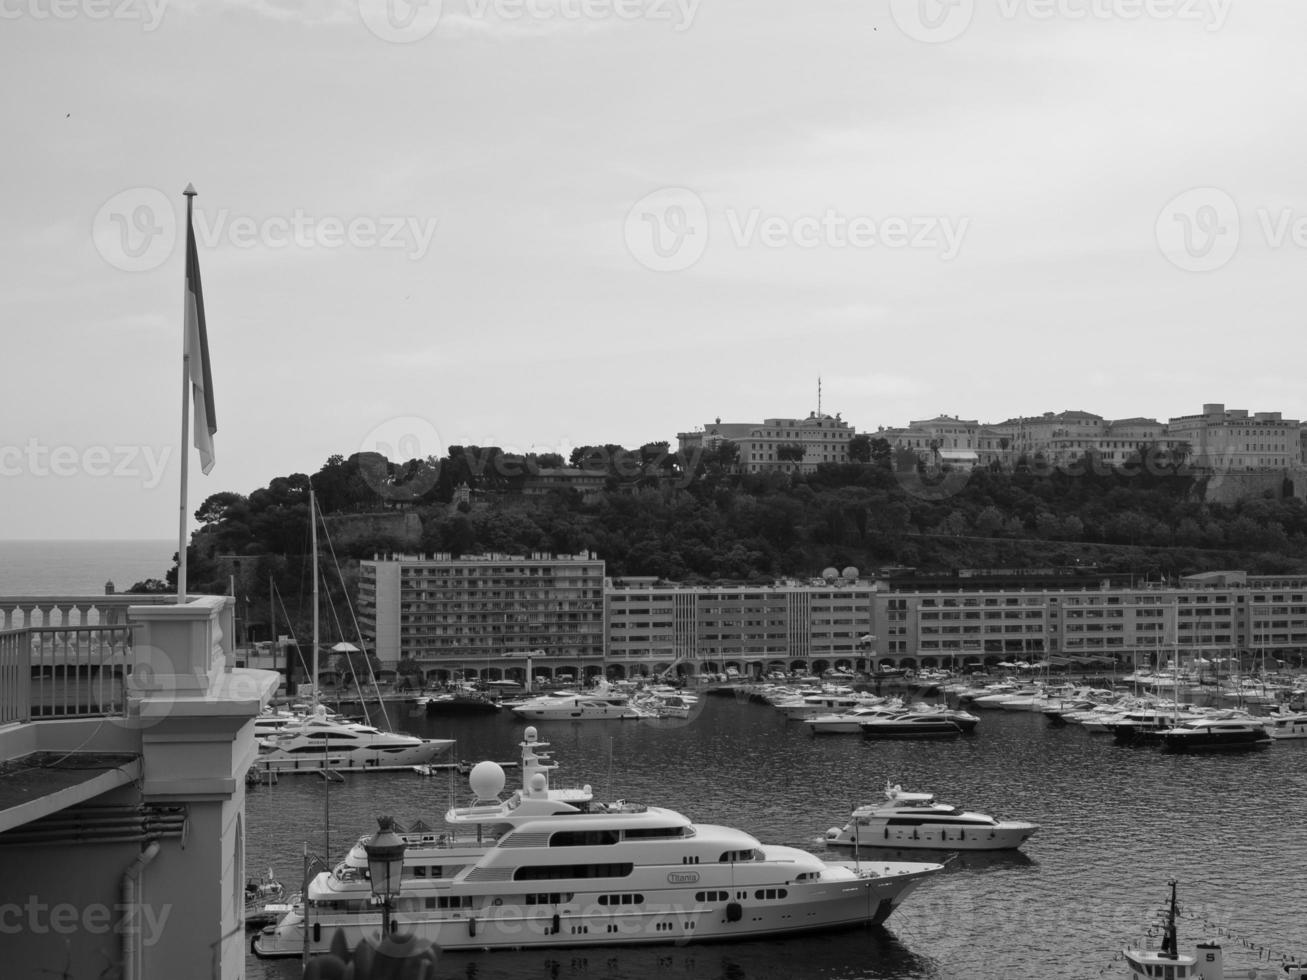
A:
251 865 938 957
826 822 1036 851
1159 731 1272 753
859 722 963 739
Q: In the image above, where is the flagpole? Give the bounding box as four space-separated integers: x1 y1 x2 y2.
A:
177 184 197 604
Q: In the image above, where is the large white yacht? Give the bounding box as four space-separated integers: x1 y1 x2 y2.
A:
824 783 1038 851
252 729 943 956
253 708 454 774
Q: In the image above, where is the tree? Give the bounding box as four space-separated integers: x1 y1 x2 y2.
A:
847 434 872 463
127 578 170 594
777 444 806 463
867 437 894 467
195 491 247 526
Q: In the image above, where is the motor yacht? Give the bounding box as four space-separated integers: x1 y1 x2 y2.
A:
805 703 903 735
253 708 454 774
1263 709 1307 740
859 711 974 739
252 728 943 957
1156 717 1272 753
824 783 1037 851
509 690 649 720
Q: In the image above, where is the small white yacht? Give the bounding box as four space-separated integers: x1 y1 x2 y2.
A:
509 688 648 720
825 783 1038 851
1264 709 1307 740
805 703 903 735
253 729 943 957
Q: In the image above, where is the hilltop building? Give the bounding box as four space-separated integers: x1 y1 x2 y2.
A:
869 405 1302 486
1167 403 1303 471
677 412 855 474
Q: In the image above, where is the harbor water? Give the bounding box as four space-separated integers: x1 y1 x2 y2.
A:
245 696 1307 980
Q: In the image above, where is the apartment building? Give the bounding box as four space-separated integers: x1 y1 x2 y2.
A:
358 552 607 677
872 573 1307 669
605 575 875 675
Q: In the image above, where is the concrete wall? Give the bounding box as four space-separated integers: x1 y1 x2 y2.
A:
323 511 423 548
1202 468 1306 505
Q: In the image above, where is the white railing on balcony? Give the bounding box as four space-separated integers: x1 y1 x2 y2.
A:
0 593 173 630
0 624 136 725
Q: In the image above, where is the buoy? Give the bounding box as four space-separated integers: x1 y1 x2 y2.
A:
468 916 477 938
552 913 561 934
726 902 742 923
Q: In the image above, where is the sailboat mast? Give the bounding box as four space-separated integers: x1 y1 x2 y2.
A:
311 488 319 706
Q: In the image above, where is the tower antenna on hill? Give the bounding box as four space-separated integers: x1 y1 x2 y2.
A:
818 376 822 416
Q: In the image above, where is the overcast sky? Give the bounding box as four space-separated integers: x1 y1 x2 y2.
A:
4 0 1306 540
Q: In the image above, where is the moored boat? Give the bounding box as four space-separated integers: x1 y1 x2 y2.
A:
1264 709 1307 740
824 783 1037 852
251 728 944 957
253 708 455 774
1157 717 1272 753
859 712 969 739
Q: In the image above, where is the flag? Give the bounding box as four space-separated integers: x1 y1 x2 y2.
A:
184 195 217 474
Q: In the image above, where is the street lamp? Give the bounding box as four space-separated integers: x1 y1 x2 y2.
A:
364 815 405 936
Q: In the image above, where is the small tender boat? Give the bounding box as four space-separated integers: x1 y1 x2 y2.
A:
824 783 1037 851
244 868 286 928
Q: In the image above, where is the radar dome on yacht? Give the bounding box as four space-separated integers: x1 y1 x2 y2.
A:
469 761 506 801
524 726 538 741
529 772 547 792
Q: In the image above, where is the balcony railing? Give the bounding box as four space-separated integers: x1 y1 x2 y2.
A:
0 624 136 725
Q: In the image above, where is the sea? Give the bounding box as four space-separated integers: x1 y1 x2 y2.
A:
0 539 174 596
244 702 1307 980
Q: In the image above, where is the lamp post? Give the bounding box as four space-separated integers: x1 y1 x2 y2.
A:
364 815 405 936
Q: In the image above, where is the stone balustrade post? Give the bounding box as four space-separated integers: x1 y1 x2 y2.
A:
126 595 233 700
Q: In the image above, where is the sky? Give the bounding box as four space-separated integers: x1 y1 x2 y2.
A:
3 0 1307 540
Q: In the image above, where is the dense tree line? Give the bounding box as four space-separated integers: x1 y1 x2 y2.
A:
154 442 1307 642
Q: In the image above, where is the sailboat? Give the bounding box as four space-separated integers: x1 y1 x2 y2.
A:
252 489 453 775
